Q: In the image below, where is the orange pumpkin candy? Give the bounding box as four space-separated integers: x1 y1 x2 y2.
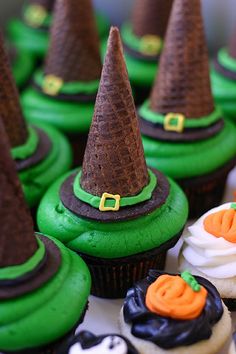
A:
204 208 236 243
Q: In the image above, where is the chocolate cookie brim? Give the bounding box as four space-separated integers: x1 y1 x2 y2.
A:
0 235 61 299
123 42 160 62
214 58 236 81
15 127 52 172
139 116 225 142
33 82 97 103
60 168 170 222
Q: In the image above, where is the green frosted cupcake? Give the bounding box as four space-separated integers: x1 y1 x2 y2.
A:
0 32 72 209
139 0 236 218
37 27 188 299
211 31 236 122
0 118 91 354
120 0 173 103
22 0 103 166
7 0 109 61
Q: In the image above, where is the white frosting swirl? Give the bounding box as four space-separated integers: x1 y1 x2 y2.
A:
181 203 236 279
69 336 128 354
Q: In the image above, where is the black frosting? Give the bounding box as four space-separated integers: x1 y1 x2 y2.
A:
58 331 139 354
123 270 223 349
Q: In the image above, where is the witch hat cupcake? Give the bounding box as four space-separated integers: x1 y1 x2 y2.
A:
0 31 72 208
22 0 103 165
139 0 236 218
120 0 173 103
211 26 236 122
37 27 188 299
0 117 90 353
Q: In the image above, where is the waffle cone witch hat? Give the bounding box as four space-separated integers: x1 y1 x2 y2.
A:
0 118 61 298
150 0 214 117
139 0 224 142
81 27 149 197
43 0 102 84
132 0 173 38
0 33 28 148
59 27 170 222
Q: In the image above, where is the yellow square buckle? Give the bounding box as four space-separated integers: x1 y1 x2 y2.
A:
99 193 121 212
140 35 161 56
164 113 185 133
42 75 63 96
24 5 47 28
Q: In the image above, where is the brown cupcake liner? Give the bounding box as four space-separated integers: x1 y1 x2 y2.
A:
222 298 236 312
77 231 182 298
178 157 236 219
2 302 88 354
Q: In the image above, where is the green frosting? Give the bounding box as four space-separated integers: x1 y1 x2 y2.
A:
0 236 91 351
35 70 100 95
73 169 157 209
211 64 236 121
0 238 45 281
12 50 35 88
218 48 236 72
7 12 109 59
101 33 158 88
19 123 72 208
140 100 222 128
142 119 236 179
21 88 94 134
7 19 49 57
37 170 188 258
12 126 38 160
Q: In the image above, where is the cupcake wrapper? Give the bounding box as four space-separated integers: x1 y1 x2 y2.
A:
78 231 182 298
222 298 236 312
2 302 88 354
178 157 236 219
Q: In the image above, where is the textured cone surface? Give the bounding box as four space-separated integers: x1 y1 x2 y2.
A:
81 27 149 197
150 0 214 118
44 0 102 82
132 0 173 38
229 28 236 59
0 119 38 267
28 0 55 11
0 34 28 147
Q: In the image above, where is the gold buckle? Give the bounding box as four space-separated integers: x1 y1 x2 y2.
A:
164 113 185 133
140 35 161 56
24 5 47 28
99 193 121 212
42 75 63 96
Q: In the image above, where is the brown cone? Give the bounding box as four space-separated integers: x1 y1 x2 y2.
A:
0 34 28 148
81 27 149 197
28 0 55 11
131 0 173 38
44 0 102 83
0 118 38 267
229 28 236 59
150 0 214 118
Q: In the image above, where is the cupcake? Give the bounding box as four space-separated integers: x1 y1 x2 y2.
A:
0 32 72 209
7 44 35 90
211 28 236 122
0 118 91 353
120 270 232 354
22 0 102 166
37 27 188 298
7 0 55 60
7 0 109 62
139 0 236 218
179 202 236 311
58 331 139 354
120 0 173 103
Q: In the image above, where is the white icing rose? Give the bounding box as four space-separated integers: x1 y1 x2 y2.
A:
69 335 128 354
181 203 236 279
